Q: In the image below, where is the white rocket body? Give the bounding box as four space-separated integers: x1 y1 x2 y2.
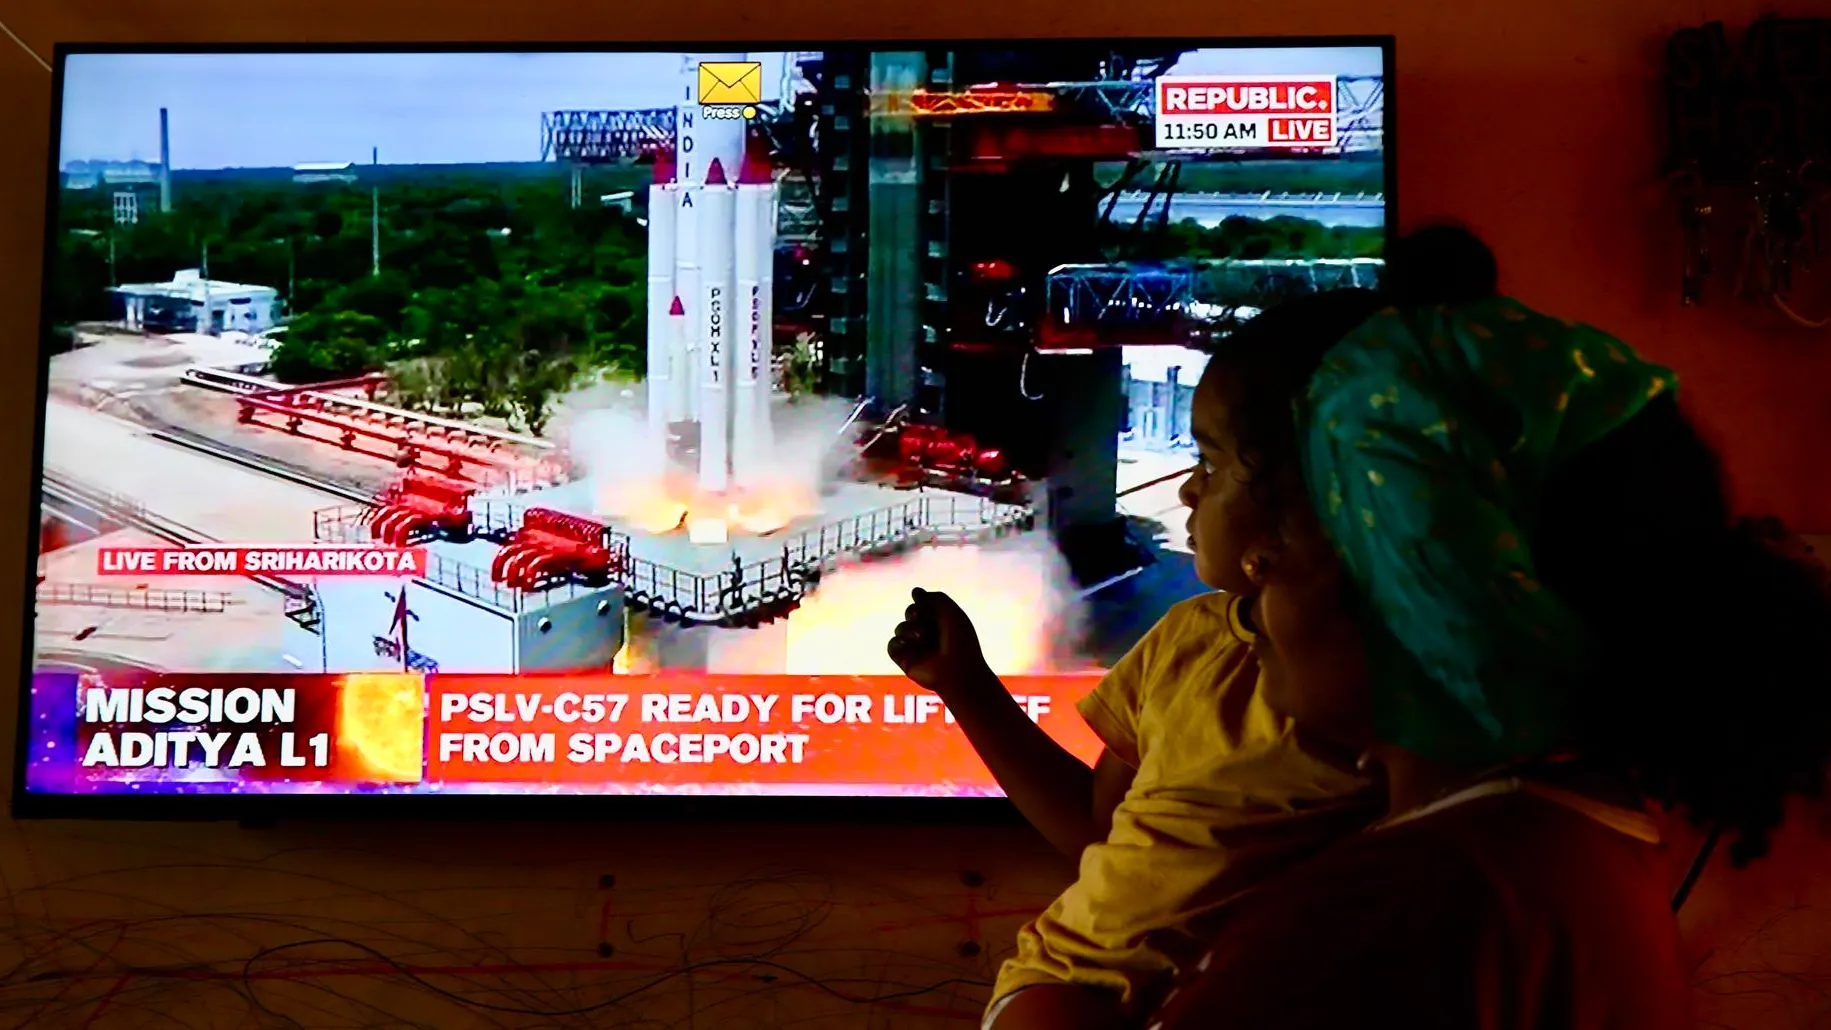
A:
673 181 701 422
733 170 776 489
642 51 778 506
645 179 678 435
696 165 734 494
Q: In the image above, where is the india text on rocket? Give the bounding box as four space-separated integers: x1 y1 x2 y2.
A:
647 52 779 499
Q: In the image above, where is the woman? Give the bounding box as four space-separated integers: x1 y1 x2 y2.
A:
1149 294 1831 1027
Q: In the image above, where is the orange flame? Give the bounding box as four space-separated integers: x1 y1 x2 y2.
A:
600 475 691 534
784 541 1084 677
598 474 820 538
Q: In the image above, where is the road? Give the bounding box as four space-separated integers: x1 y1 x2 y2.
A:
41 400 342 543
1116 448 1194 556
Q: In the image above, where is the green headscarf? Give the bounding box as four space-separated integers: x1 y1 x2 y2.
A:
1295 296 1677 766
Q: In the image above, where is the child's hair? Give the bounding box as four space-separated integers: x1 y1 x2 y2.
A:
1209 225 1831 865
1208 222 1498 502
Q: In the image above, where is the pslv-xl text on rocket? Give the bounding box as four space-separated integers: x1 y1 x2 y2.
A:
645 52 779 499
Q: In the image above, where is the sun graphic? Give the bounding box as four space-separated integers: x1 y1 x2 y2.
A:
337 673 425 783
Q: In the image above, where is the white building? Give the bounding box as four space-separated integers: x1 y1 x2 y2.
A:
63 160 162 189
293 161 358 184
1121 345 1209 452
112 269 282 335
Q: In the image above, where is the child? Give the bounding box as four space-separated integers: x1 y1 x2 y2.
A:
886 245 1492 1028
886 227 1501 1028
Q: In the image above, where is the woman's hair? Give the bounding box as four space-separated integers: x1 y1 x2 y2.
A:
1535 396 1831 864
1208 224 1831 865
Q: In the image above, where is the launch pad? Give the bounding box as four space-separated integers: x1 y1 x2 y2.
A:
316 475 1031 635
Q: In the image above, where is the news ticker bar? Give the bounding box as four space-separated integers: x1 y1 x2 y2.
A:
28 672 1105 790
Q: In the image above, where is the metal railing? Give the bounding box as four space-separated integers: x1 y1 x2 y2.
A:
627 493 1032 624
313 492 1031 623
313 504 371 546
315 499 624 613
1151 191 1386 206
37 582 234 614
44 468 321 627
318 498 524 544
1046 257 1387 333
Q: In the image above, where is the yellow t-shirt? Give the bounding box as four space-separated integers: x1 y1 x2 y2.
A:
992 592 1375 1011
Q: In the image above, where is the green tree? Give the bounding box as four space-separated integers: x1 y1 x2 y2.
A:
269 310 386 383
513 284 591 357
48 164 671 406
384 357 436 411
331 270 413 335
784 333 822 397
509 354 575 436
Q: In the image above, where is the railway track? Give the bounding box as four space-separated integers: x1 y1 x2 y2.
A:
137 419 375 505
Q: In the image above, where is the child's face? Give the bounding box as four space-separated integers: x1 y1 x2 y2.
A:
1248 506 1375 751
1179 367 1278 593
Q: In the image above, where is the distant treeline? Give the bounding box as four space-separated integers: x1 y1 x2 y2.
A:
46 157 1384 433
51 167 648 435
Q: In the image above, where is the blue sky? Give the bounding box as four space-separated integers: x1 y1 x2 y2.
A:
60 46 1383 169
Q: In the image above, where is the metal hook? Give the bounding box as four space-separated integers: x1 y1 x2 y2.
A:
1018 351 1045 401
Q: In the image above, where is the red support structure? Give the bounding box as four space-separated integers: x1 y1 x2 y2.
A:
904 89 1057 116
234 374 555 483
894 425 1010 481
236 393 501 478
956 123 1147 166
1034 313 1199 350
366 476 476 546
490 507 623 591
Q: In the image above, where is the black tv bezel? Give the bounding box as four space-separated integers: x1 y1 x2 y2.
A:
16 36 1398 824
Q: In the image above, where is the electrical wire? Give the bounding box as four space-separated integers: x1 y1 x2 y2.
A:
1773 292 1831 329
0 852 1018 1028
1671 826 1722 913
0 17 51 74
237 938 988 1019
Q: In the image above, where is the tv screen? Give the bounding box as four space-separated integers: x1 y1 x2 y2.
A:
21 40 1392 813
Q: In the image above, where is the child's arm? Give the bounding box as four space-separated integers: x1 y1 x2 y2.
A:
943 668 1136 855
889 589 1135 857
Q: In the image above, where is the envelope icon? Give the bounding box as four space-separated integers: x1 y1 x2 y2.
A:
699 61 762 105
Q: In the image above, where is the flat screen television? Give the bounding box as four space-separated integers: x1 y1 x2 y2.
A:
19 39 1394 817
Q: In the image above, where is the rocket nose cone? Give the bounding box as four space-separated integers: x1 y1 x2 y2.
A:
669 296 686 316
705 158 728 186
739 155 773 184
738 133 774 184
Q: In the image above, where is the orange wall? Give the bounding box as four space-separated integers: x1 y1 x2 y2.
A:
1 2 1828 1028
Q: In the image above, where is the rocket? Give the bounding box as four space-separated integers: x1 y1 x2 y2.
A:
645 52 778 498
697 157 734 493
674 156 701 424
733 140 776 489
645 152 679 435
668 294 686 419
